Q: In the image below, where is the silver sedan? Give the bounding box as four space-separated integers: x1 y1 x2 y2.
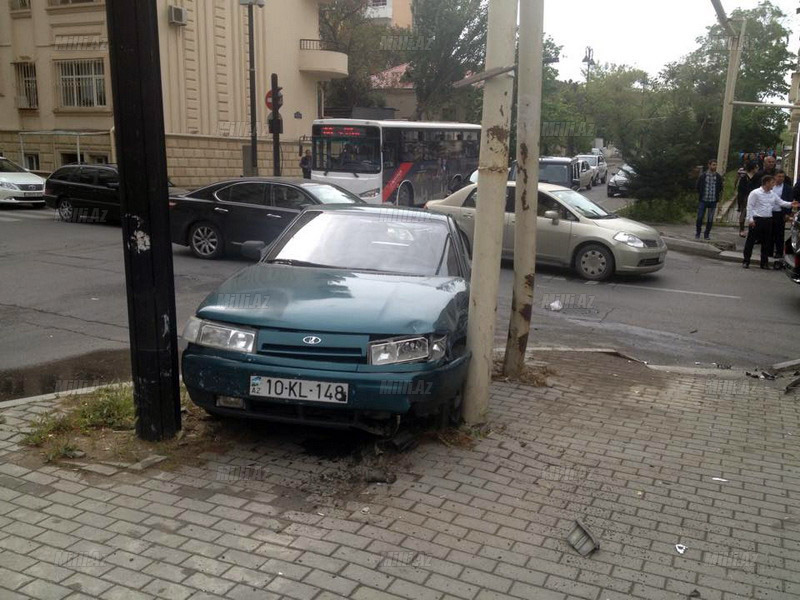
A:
426 182 667 281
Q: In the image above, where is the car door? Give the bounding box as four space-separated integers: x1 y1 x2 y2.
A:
94 167 120 220
537 191 573 265
269 184 311 242
451 188 477 247
69 166 99 210
215 182 271 247
597 155 607 179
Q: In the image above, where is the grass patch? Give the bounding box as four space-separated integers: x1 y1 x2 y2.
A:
617 192 697 224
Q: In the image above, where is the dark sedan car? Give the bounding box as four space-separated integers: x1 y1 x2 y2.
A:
181 205 471 434
170 177 363 259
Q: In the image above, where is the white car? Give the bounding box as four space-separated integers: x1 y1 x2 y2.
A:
426 182 666 281
0 156 46 207
576 154 608 185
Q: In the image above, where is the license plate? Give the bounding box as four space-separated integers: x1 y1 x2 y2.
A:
24 191 42 197
249 376 348 404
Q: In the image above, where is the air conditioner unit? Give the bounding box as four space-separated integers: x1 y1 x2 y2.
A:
168 5 188 26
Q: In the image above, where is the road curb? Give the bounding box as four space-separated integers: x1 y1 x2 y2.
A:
661 236 723 258
0 383 132 408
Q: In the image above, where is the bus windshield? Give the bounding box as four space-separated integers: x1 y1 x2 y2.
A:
312 125 381 174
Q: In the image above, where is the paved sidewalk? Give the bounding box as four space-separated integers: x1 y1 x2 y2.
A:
1 352 799 600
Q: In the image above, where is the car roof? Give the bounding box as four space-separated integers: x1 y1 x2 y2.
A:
307 204 452 221
56 163 118 170
539 157 574 163
200 177 324 187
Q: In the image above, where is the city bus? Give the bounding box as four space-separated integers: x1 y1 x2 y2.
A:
311 119 481 206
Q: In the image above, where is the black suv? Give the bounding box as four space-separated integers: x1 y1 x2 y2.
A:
44 164 121 223
44 164 186 223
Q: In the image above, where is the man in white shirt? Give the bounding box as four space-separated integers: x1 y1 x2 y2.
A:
743 175 799 269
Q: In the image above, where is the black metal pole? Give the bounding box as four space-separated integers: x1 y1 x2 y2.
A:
106 0 180 441
272 73 281 176
248 3 259 175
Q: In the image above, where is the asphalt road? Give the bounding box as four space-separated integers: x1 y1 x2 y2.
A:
0 188 797 400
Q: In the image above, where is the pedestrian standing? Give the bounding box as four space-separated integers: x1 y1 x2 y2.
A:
754 154 777 186
300 149 312 179
737 161 759 236
771 169 793 267
742 175 798 269
695 159 723 240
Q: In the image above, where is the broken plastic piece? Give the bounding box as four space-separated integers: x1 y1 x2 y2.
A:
547 300 563 312
711 477 728 482
567 519 600 556
675 544 687 554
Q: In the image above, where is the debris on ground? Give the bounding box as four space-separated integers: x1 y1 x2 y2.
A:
491 359 554 387
567 520 600 556
711 477 728 482
675 544 687 554
363 468 397 484
785 376 800 395
547 300 563 312
688 590 701 598
384 430 419 453
746 371 776 380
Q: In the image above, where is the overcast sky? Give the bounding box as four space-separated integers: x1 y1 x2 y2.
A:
545 0 799 91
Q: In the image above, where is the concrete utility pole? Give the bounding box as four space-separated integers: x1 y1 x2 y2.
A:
503 0 544 377
711 0 746 173
241 0 265 175
462 0 517 425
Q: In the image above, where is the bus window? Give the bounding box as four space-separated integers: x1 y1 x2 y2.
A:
400 129 423 162
311 125 381 174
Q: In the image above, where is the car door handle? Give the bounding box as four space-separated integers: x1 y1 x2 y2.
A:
463 214 473 219
266 214 282 219
214 207 229 214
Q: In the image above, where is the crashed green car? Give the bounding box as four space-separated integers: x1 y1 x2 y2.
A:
182 205 471 435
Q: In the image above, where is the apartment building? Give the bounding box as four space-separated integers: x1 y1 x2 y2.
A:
0 0 348 186
365 0 412 29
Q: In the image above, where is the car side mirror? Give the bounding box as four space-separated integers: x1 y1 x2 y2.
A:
241 240 266 261
544 210 560 224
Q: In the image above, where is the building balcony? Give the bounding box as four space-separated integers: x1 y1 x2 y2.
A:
298 40 348 80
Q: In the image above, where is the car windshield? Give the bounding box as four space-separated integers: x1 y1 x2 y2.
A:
551 190 616 219
620 165 635 176
300 183 361 204
268 211 453 276
0 158 26 173
580 156 598 166
539 163 570 185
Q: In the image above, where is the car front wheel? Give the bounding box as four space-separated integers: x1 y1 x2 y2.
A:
57 198 75 222
575 243 614 281
189 222 224 259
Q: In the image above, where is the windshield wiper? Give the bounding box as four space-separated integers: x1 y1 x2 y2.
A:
267 259 337 268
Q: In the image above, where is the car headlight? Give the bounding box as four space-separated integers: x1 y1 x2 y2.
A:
359 188 382 199
369 335 447 366
182 316 256 353
0 181 20 190
613 232 645 248
792 225 799 253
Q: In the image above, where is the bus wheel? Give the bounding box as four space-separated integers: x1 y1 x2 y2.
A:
397 182 414 207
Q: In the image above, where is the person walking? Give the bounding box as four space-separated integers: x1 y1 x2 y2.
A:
742 175 798 269
695 159 723 240
771 169 793 267
299 150 312 179
754 154 777 187
736 161 759 236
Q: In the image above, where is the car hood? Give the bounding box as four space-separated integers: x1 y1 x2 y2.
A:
0 172 44 185
589 217 661 240
196 264 468 335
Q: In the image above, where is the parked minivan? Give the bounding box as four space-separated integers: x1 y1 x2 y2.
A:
44 163 187 223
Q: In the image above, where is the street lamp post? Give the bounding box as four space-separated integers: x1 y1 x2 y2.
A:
241 0 265 175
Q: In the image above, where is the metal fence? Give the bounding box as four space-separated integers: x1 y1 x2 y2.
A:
13 62 38 109
55 59 106 108
300 39 339 52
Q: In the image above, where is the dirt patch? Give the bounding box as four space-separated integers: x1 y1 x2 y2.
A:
492 358 555 387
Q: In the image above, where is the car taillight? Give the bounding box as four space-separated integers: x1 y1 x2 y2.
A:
422 202 429 209
168 201 176 208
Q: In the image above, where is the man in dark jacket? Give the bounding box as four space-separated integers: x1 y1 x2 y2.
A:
771 169 793 266
754 155 777 189
696 159 724 239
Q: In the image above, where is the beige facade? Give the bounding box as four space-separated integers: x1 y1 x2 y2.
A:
0 0 348 187
365 0 412 29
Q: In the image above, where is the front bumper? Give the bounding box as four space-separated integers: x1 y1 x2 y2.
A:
613 244 667 274
0 190 45 205
784 252 800 284
182 346 470 430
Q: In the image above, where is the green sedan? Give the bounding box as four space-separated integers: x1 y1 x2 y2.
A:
181 205 471 435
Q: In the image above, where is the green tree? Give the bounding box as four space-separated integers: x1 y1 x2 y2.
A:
319 0 405 111
406 0 487 120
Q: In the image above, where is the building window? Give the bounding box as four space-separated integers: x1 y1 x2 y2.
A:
56 59 106 108
14 63 38 109
10 0 32 10
369 0 388 6
90 154 108 164
61 152 87 165
24 154 40 170
48 0 100 5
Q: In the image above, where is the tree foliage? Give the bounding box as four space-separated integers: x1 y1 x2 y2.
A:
406 0 487 120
